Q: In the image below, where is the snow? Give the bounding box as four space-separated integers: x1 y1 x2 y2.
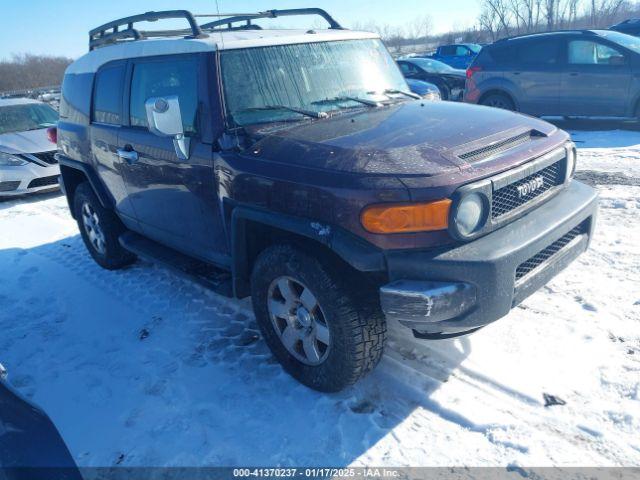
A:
0 128 639 468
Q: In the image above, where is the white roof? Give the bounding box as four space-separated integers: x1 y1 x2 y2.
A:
67 29 379 74
0 97 42 107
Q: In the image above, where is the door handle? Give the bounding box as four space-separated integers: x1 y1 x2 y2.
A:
513 72 521 75
569 72 579 76
117 147 139 164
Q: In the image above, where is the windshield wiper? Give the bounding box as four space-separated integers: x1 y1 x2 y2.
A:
382 89 421 100
312 96 382 108
240 105 328 119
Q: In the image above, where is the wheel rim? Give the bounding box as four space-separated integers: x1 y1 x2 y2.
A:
81 202 106 255
267 276 331 366
488 97 509 109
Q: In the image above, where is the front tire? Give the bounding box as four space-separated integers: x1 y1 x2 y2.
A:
480 92 516 111
251 245 387 392
74 182 135 270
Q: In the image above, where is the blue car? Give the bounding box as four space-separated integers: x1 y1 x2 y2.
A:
427 43 482 69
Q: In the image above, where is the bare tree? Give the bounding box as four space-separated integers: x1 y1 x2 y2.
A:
0 54 72 93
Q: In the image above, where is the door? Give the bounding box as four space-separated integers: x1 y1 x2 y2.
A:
89 61 138 227
507 38 564 116
561 38 631 116
118 54 228 263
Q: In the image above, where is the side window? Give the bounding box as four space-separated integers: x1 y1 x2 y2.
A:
568 40 625 65
455 46 470 56
399 63 415 74
517 39 561 66
129 57 198 134
92 64 124 125
439 46 455 56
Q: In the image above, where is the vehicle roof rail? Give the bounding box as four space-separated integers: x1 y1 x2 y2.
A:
200 8 344 31
89 10 207 51
494 29 597 43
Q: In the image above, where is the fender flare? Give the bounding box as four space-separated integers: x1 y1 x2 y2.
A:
230 206 385 298
57 154 115 216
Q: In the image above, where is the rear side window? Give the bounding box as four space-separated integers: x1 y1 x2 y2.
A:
439 46 456 56
517 39 561 65
92 64 124 125
129 58 198 134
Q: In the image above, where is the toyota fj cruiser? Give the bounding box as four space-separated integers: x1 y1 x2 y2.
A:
56 9 598 392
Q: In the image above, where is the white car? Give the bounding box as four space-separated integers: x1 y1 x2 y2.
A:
0 98 60 197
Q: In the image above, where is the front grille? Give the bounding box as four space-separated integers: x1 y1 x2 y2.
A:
492 160 564 219
27 175 59 189
459 131 533 163
0 181 20 192
30 151 58 164
515 223 586 281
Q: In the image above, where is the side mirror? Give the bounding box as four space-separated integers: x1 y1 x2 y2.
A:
145 96 190 161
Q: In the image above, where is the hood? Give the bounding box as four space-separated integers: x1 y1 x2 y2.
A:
246 101 556 176
0 128 55 155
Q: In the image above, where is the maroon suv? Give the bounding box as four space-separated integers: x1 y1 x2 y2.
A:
56 9 599 392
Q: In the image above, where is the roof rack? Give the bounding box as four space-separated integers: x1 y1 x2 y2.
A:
89 10 207 51
494 29 597 43
200 8 344 31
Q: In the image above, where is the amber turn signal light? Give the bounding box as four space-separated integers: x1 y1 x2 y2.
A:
361 199 452 234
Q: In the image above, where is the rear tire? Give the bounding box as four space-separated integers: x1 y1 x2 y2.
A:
74 182 135 270
251 244 387 392
480 93 516 111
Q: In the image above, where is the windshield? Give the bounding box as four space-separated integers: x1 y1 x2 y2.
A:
468 44 482 54
0 103 58 135
220 39 408 126
412 58 457 73
597 30 640 54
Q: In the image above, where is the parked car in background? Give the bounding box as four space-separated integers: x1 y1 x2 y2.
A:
405 78 441 101
610 18 640 36
397 58 466 100
0 363 81 477
465 30 640 118
0 98 59 197
426 43 482 69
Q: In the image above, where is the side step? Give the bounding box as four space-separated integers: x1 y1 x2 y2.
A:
119 231 233 297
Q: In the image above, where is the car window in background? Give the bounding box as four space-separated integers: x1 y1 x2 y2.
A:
0 104 58 135
468 44 482 54
568 40 624 65
399 62 418 75
439 46 456 56
412 59 456 73
519 39 561 65
92 64 124 125
455 46 469 55
129 58 198 134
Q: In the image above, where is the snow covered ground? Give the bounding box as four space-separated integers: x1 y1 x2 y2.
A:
0 128 638 468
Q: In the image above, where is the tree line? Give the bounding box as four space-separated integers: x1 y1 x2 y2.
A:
0 54 72 93
352 0 640 51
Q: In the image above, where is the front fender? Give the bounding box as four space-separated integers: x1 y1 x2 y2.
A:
230 206 385 298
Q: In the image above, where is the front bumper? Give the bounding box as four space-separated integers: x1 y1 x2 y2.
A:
380 180 598 337
0 163 60 196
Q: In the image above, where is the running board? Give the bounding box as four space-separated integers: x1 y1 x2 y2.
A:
119 231 233 297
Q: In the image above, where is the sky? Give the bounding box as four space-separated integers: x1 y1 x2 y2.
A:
0 0 479 60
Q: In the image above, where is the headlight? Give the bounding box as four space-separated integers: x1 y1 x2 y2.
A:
423 90 441 102
565 143 577 180
453 192 487 237
0 152 28 166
